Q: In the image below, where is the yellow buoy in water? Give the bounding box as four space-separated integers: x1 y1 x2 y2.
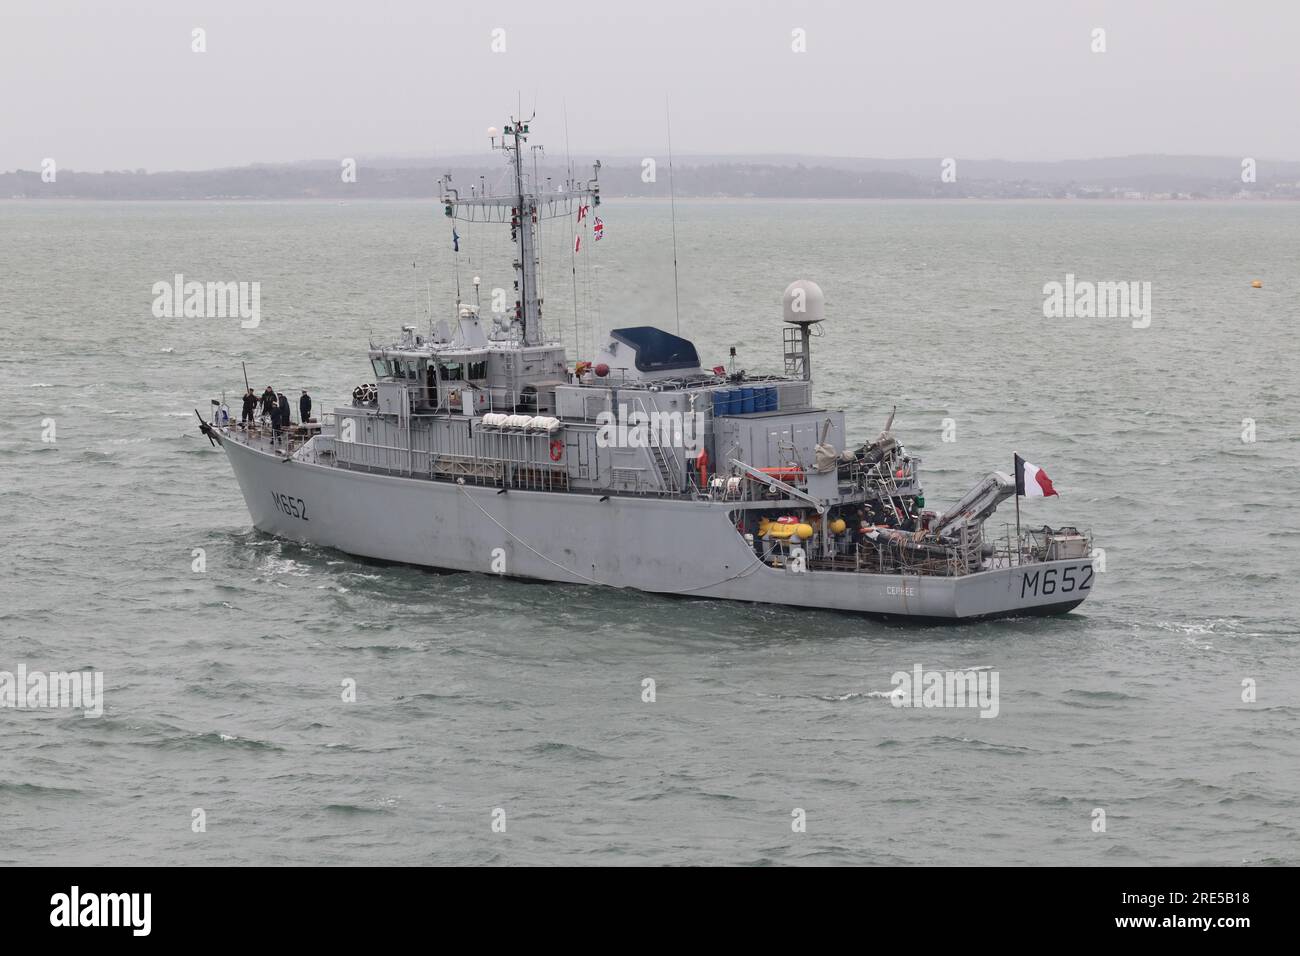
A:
1252 279 1263 289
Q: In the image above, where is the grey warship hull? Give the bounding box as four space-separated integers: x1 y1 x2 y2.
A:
219 433 1092 621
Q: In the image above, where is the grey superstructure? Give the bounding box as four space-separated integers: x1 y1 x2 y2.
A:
201 115 1096 621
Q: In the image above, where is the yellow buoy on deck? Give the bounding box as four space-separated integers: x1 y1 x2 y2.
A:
1252 279 1263 289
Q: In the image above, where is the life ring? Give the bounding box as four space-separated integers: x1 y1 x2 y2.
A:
549 439 564 462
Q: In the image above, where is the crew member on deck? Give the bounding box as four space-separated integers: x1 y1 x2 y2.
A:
851 507 868 548
299 389 312 424
276 392 291 443
241 388 257 425
260 386 277 421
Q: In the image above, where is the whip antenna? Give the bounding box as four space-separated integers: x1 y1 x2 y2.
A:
666 95 681 335
565 100 581 355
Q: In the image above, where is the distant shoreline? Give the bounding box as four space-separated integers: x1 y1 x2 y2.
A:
6 155 1298 202
4 196 1297 204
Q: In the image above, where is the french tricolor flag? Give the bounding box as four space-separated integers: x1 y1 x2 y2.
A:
1015 453 1058 498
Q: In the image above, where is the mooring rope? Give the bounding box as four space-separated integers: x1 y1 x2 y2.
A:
455 482 771 594
457 482 610 586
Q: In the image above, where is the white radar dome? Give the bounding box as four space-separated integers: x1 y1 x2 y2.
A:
783 279 825 325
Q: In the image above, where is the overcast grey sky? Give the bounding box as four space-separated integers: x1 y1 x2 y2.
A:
3 0 1297 171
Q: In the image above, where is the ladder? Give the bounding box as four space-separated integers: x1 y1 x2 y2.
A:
648 440 677 492
628 395 679 493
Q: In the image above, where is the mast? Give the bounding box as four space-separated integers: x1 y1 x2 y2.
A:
440 115 601 348
508 119 540 344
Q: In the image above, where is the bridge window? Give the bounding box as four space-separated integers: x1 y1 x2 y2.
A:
372 358 419 380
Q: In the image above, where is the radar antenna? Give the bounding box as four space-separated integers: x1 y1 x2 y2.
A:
440 115 601 347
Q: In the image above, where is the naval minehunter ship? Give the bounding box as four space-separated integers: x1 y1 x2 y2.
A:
200 115 1096 621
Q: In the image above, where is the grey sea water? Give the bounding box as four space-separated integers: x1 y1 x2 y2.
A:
1 198 1297 866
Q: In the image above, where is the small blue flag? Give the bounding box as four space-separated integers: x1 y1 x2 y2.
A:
452 228 460 252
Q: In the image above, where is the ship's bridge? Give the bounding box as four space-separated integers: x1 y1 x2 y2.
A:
366 319 568 414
